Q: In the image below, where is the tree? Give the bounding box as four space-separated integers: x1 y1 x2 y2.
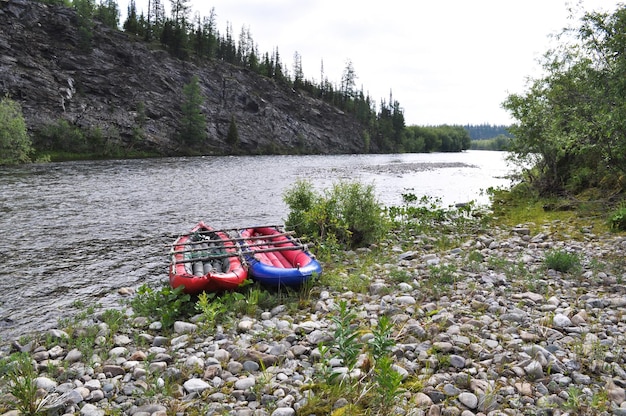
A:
293 51 304 89
169 0 190 24
72 0 96 50
226 115 239 150
178 76 206 145
94 0 119 29
503 5 626 195
123 0 139 34
341 59 357 102
0 96 32 165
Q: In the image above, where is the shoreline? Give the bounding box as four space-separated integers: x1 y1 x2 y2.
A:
2 219 626 415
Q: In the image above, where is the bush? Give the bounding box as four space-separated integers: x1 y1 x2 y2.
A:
608 206 626 231
130 284 193 329
544 249 581 273
0 96 32 165
283 179 388 249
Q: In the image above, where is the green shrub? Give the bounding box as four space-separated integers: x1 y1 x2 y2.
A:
544 249 581 273
0 96 32 166
284 179 388 249
608 206 626 231
130 284 193 329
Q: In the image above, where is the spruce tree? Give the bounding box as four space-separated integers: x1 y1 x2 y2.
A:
178 76 206 145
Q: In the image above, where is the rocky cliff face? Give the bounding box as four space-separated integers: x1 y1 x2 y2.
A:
0 0 370 155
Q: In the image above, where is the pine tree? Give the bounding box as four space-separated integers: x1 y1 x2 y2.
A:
178 76 206 145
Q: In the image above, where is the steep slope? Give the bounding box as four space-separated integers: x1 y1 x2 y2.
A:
0 0 370 155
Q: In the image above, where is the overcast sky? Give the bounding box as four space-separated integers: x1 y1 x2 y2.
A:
119 1 622 126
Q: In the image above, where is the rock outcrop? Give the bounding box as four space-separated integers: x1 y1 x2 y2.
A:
0 0 370 155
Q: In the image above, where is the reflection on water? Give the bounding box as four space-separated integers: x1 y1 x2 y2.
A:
0 151 515 342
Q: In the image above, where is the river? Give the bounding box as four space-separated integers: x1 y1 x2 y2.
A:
0 150 516 343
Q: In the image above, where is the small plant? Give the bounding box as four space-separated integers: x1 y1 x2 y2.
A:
608 205 626 231
131 284 193 329
2 353 44 415
373 355 404 409
544 249 581 273
330 300 363 379
422 263 457 298
368 316 404 408
100 308 125 334
368 315 395 361
195 292 230 325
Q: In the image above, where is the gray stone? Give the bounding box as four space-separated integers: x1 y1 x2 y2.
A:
173 321 197 333
271 408 295 416
65 348 83 363
524 360 544 380
552 313 572 328
234 376 256 390
458 392 478 409
183 378 210 393
80 403 104 416
34 376 57 391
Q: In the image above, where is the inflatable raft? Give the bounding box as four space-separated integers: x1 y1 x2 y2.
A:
239 226 322 287
169 222 248 294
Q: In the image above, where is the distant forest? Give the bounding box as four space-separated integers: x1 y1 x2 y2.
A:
464 124 512 140
32 0 492 153
464 124 512 151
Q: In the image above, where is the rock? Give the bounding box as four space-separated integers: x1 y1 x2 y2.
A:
80 403 104 416
234 376 256 390
552 313 572 328
34 376 57 391
173 321 197 334
65 348 82 363
271 408 295 416
524 360 544 380
458 392 478 409
183 378 210 393
415 392 434 407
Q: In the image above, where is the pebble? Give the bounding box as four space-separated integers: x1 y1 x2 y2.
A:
3 222 626 415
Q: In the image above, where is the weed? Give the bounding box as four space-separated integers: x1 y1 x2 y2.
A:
544 249 581 273
1 353 45 415
422 263 457 298
368 316 404 408
330 300 363 377
195 292 231 327
131 284 193 329
367 315 395 361
608 205 626 231
373 355 404 409
100 308 125 334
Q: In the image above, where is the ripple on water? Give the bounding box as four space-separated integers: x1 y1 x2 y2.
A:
0 151 514 342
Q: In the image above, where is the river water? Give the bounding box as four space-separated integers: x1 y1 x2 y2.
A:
0 150 515 342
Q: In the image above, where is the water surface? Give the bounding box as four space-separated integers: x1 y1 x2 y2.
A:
0 151 515 342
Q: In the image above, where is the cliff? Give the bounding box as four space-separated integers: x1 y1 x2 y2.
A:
0 0 371 155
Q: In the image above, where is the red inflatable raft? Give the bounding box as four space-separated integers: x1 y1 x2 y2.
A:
169 222 248 294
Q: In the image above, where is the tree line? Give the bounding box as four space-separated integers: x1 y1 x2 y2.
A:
463 124 511 140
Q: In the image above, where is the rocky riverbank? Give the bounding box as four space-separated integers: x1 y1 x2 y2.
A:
3 220 626 416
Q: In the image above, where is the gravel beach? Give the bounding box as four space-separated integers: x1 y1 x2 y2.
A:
2 219 626 416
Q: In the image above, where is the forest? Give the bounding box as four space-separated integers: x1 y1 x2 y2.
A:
0 0 477 164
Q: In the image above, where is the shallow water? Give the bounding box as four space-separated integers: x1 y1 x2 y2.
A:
0 150 515 342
